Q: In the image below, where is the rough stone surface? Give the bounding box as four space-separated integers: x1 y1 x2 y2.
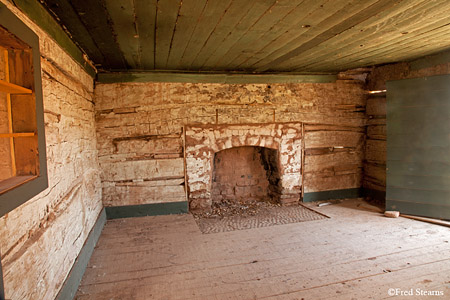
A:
212 147 272 204
0 2 102 299
95 79 367 209
194 204 327 234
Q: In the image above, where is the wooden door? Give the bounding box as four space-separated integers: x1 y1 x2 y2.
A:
386 74 450 220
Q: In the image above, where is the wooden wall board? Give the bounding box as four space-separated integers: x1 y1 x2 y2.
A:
386 74 450 220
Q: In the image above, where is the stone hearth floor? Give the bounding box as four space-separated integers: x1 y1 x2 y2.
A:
193 201 328 234
76 198 450 300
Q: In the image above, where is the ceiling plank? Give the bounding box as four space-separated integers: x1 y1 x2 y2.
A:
188 0 257 70
254 0 403 72
97 71 337 84
178 0 234 69
104 0 141 69
231 0 322 71
237 0 369 70
165 0 208 70
323 24 450 72
200 0 276 70
300 4 450 71
217 0 307 70
7 0 96 77
155 0 182 69
135 0 157 69
70 0 127 70
42 0 106 67
284 0 447 71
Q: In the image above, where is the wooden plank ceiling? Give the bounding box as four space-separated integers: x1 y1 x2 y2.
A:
41 0 450 73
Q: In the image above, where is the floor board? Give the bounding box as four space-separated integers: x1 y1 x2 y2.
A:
76 199 450 299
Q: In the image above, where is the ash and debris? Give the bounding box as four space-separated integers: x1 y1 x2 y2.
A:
192 198 282 219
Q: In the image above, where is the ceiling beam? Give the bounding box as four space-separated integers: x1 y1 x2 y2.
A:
97 71 337 84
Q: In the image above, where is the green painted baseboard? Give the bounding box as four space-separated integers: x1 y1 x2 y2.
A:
55 209 106 300
303 188 362 202
105 201 189 220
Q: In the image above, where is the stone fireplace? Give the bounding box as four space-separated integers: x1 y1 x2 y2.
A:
185 123 302 210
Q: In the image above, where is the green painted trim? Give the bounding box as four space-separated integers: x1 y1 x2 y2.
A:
10 0 96 78
97 72 337 84
363 188 386 202
105 202 189 219
409 49 450 71
0 3 48 217
55 209 106 300
303 188 362 202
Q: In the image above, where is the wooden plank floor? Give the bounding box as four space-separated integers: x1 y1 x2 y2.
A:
76 199 450 299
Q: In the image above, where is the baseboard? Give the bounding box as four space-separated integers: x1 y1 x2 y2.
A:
362 188 386 201
55 208 106 300
105 201 189 220
303 188 362 202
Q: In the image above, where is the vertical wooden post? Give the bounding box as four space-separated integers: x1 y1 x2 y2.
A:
182 126 189 205
272 109 276 122
301 122 305 201
215 109 218 124
4 49 16 176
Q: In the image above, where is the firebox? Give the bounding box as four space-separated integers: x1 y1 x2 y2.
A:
211 146 281 205
185 123 303 211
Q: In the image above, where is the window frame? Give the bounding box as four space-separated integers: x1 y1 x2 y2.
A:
0 3 48 217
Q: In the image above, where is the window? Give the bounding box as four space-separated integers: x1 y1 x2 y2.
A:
0 3 47 217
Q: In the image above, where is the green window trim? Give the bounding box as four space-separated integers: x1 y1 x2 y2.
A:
0 3 48 217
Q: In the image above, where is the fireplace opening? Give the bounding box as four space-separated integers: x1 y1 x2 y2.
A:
211 146 281 208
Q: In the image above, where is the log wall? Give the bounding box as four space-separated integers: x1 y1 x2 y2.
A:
0 2 102 299
95 77 367 207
